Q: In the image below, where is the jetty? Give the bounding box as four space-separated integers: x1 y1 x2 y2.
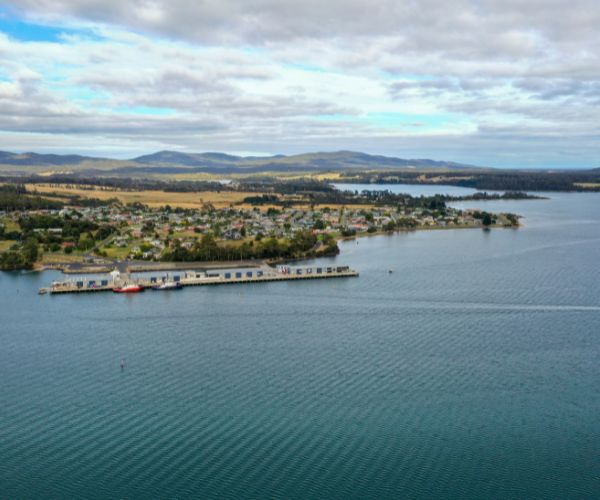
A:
40 264 358 295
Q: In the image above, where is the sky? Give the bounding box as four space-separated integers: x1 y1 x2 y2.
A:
0 1 599 168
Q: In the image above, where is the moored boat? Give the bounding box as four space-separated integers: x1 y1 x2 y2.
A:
113 283 144 293
152 281 182 291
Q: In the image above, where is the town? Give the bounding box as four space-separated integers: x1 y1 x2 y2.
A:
0 182 520 271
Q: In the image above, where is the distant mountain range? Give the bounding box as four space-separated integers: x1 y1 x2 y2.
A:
0 150 484 175
0 151 108 167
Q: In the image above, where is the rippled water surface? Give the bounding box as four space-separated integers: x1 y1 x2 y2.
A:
1 188 600 498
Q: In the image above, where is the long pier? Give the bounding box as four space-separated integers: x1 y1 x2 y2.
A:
41 265 358 295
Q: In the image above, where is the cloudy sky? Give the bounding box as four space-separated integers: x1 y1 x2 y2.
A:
0 1 599 168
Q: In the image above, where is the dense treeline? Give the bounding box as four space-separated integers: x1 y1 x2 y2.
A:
242 194 280 204
453 173 600 191
339 170 600 192
162 230 338 262
0 184 64 211
241 179 336 194
458 191 544 200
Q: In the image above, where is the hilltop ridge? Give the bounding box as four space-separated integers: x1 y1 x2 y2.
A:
0 149 482 174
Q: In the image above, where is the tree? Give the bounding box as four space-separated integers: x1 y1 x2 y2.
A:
22 238 39 264
384 220 397 232
506 213 519 226
78 233 95 251
313 219 325 230
0 250 25 270
482 213 492 227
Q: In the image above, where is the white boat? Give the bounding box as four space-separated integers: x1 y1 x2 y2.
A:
152 281 182 291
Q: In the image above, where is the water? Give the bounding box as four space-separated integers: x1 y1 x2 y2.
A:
1 187 600 499
333 182 493 196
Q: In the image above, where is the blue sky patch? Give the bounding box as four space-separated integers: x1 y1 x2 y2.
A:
363 112 465 129
116 106 176 117
0 10 99 43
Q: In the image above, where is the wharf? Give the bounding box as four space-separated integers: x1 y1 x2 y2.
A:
41 265 358 295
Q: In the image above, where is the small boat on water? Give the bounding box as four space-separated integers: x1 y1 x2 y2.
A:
113 283 144 293
152 281 183 291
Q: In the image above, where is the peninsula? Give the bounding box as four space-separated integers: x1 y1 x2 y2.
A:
0 180 525 272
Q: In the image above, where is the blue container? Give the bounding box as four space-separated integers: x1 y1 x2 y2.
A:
174 276 180 282
76 281 83 288
150 277 157 283
101 280 108 286
316 268 322 274
225 272 231 279
236 272 242 278
246 271 252 278
257 271 263 277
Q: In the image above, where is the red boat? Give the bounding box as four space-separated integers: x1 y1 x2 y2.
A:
113 284 144 293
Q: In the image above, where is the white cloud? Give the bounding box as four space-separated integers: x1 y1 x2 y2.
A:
0 1 599 167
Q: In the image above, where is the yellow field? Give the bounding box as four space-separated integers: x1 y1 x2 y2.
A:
169 173 225 181
0 240 16 252
40 251 86 264
26 184 260 209
171 230 200 239
277 172 343 181
574 183 600 189
18 183 375 212
0 218 20 232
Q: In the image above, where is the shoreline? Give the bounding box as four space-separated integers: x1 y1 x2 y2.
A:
30 222 518 275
